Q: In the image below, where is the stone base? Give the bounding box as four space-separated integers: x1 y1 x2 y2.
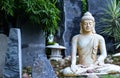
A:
64 73 120 78
50 55 62 61
64 72 107 77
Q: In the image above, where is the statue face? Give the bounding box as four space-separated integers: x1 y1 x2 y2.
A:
82 20 94 33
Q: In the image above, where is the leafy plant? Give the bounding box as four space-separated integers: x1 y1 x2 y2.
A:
1 0 14 16
24 0 60 34
81 0 88 15
0 0 60 34
115 41 120 49
101 0 120 49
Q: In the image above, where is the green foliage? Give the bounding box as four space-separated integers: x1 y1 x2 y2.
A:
101 0 120 49
0 0 60 34
24 0 60 34
1 0 15 16
22 66 32 75
101 75 120 78
81 0 88 15
115 42 120 49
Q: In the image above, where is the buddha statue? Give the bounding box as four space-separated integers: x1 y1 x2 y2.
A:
63 12 120 76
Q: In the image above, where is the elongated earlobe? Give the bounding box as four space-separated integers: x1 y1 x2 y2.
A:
92 22 96 33
80 23 83 34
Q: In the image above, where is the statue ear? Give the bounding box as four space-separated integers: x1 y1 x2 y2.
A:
92 22 96 33
93 21 95 27
80 23 83 33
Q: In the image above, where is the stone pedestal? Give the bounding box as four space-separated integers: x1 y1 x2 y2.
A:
46 43 66 61
113 53 120 57
50 49 63 60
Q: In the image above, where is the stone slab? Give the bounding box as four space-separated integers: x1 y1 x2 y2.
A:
3 28 22 78
0 34 8 77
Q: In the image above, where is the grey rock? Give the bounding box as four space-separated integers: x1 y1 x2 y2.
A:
3 28 21 78
32 55 57 78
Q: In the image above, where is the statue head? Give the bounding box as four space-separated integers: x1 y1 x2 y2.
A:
80 12 96 34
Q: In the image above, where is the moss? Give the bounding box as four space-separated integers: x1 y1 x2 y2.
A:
101 74 120 78
22 66 32 75
47 42 56 45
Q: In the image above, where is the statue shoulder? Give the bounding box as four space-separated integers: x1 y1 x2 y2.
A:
72 34 80 41
94 34 105 41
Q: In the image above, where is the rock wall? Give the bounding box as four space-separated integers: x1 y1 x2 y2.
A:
21 25 45 67
21 24 56 78
62 0 82 55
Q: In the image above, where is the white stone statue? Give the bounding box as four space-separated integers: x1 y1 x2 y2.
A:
48 34 54 43
63 12 120 76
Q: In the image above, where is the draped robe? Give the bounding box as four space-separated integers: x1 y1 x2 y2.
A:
77 34 98 66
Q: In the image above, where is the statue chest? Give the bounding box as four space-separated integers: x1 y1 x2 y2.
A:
77 36 99 49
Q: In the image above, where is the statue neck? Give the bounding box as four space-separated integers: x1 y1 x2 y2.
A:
81 31 93 36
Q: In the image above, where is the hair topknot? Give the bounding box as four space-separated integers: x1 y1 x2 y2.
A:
80 12 96 34
81 11 95 21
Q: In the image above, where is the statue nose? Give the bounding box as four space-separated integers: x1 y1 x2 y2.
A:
87 24 90 27
86 23 90 26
